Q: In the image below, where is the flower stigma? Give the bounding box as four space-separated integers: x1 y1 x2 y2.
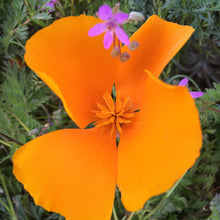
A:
93 91 135 136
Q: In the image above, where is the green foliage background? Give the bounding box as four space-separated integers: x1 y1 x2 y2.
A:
0 0 220 219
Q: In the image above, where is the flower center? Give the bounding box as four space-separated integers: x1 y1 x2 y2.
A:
107 21 115 31
93 91 135 136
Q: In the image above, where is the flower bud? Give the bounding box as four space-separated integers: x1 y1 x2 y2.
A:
111 46 120 58
128 41 140 51
112 3 120 14
129 12 145 21
28 128 39 136
119 52 131 62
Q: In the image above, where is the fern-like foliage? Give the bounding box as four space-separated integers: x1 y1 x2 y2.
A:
0 62 50 145
198 83 220 123
162 0 220 43
208 194 220 220
0 0 52 57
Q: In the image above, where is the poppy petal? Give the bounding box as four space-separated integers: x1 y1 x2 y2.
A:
25 15 118 128
122 15 194 77
117 71 202 211
13 128 117 220
116 15 194 108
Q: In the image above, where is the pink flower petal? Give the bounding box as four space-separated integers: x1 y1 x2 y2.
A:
45 2 54 7
103 31 113 49
179 78 188 86
114 13 129 24
190 92 203 99
88 23 107 36
114 25 130 46
98 5 112 21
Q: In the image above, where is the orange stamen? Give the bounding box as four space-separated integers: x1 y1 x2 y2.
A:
94 91 135 136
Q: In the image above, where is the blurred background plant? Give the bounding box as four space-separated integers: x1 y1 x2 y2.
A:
0 0 220 219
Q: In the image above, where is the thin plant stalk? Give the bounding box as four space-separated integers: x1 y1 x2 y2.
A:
112 204 119 220
166 74 202 91
144 172 186 219
0 172 17 220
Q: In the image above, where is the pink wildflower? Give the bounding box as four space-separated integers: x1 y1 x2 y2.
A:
88 4 130 49
179 78 203 98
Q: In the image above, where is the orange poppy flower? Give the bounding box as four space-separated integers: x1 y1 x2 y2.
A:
12 14 202 220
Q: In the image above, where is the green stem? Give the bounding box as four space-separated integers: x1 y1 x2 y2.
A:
144 172 186 219
0 139 12 148
0 172 17 220
71 0 75 15
11 40 26 50
112 204 119 220
6 108 36 139
23 0 30 7
8 19 31 38
166 74 202 91
0 197 11 213
204 106 220 114
0 132 23 146
0 155 12 165
127 212 135 220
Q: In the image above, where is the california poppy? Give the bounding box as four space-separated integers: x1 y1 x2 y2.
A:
12 11 202 220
